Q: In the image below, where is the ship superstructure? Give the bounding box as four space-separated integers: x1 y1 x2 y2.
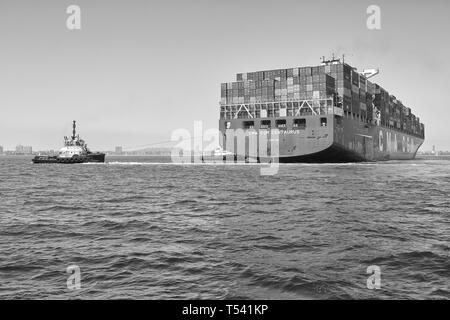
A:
58 121 91 158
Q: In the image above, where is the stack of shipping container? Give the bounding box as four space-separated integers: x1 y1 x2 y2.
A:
221 63 424 138
221 67 335 105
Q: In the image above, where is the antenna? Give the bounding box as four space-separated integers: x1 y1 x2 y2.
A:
321 54 341 65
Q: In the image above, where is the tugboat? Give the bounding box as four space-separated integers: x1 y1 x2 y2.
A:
32 121 106 164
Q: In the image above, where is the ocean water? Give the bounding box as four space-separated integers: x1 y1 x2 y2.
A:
0 156 448 300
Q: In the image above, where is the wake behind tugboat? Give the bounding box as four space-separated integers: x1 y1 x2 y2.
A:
32 121 105 164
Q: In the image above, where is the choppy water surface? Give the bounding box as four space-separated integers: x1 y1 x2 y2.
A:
0 156 448 299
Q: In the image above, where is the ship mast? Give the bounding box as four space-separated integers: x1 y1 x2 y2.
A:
320 53 341 65
72 121 77 141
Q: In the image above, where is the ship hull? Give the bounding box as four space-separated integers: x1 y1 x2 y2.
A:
32 153 105 164
278 143 365 163
219 114 424 163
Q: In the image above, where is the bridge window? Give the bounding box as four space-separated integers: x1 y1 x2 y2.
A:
276 119 286 128
260 120 271 129
293 118 306 130
243 121 254 129
300 108 312 116
321 118 327 127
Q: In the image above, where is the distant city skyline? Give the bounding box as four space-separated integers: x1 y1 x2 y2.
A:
0 144 176 153
1 0 450 150
1 141 448 154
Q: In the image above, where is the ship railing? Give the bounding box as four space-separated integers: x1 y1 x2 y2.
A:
219 98 342 120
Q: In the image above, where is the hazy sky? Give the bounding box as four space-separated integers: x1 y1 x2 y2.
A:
1 0 449 151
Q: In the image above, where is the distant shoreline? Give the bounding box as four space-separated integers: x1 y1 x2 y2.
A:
2 154 450 161
416 155 450 160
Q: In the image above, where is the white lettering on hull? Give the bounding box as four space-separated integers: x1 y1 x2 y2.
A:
377 128 419 155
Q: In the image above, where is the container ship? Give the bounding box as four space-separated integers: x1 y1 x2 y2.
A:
219 57 425 162
32 121 105 164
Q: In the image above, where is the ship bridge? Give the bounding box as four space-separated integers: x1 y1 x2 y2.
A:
220 97 342 120
219 97 344 132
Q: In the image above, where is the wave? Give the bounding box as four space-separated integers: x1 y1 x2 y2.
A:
103 195 149 203
105 161 390 167
81 219 153 231
2 156 449 300
363 251 449 271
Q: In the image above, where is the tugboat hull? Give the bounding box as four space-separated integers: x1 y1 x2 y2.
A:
32 153 105 164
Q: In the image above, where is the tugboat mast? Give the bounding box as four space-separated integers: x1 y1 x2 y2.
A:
72 120 77 140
